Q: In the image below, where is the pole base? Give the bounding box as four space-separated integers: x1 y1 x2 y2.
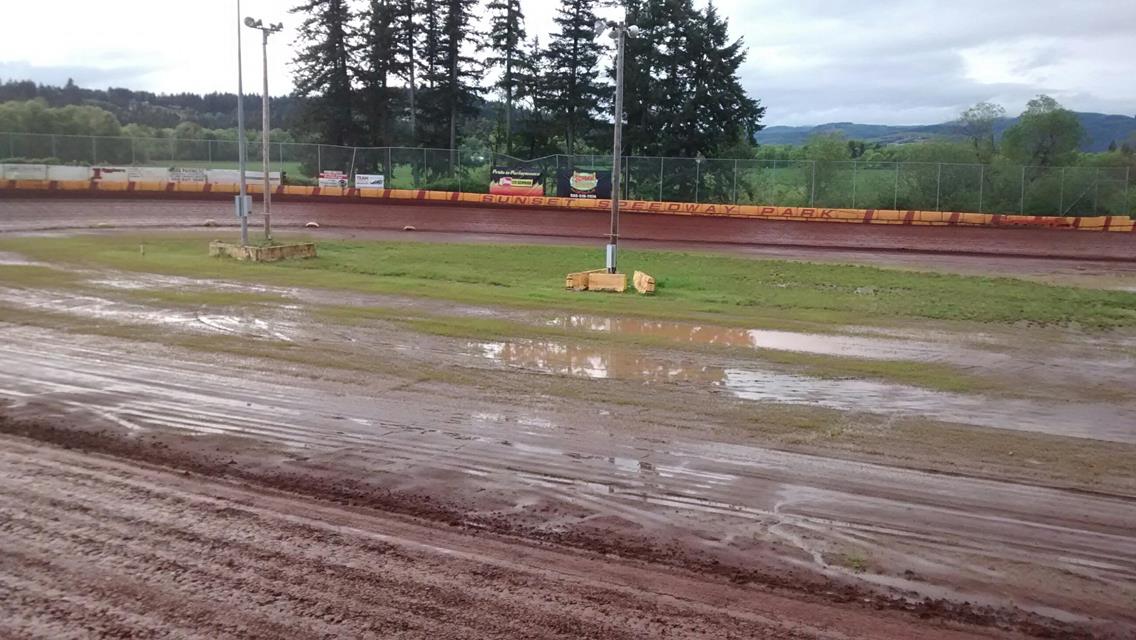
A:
606 244 618 274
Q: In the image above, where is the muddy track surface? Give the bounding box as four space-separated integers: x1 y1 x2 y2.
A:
2 436 1036 640
2 196 1135 260
1 326 1133 639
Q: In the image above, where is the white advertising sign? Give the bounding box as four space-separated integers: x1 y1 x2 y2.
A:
170 168 208 183
318 171 349 188
206 169 281 185
355 174 385 189
1 164 49 180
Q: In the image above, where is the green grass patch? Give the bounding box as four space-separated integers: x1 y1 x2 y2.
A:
3 233 1136 329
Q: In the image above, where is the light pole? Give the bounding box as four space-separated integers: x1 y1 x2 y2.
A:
236 0 249 246
245 17 283 243
596 18 639 274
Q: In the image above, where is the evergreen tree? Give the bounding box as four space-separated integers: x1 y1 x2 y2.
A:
486 0 528 154
394 0 422 141
515 36 557 157
546 0 606 156
291 0 356 145
690 3 763 152
356 0 401 146
619 0 763 157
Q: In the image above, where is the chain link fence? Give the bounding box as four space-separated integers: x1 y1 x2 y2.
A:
3 131 1132 217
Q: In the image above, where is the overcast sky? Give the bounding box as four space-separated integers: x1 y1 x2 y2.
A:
1 0 1133 127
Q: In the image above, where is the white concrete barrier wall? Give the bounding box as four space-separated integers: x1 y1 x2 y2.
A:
206 169 282 185
47 166 93 181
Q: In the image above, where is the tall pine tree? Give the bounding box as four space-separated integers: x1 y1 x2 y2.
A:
356 0 401 147
546 0 605 156
619 0 763 157
394 0 422 141
485 0 528 154
291 0 356 145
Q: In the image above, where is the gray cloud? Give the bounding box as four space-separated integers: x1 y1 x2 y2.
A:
0 61 158 90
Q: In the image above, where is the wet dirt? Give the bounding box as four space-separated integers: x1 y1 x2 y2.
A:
1 325 1133 639
0 287 298 341
468 336 1136 443
3 434 1053 640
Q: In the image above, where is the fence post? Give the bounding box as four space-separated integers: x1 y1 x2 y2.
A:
1093 168 1100 215
695 159 701 203
935 162 942 211
1126 166 1131 216
422 148 427 189
1059 167 1065 214
978 163 984 213
809 161 817 206
457 149 462 193
51 134 57 159
732 159 739 204
386 148 393 186
1020 166 1026 214
317 145 322 175
658 157 664 201
169 137 176 163
91 137 97 164
131 138 136 165
893 162 899 210
851 161 858 208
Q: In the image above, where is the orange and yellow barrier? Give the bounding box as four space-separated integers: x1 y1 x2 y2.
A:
3 178 1134 233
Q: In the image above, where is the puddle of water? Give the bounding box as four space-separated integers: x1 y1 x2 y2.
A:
471 337 1135 443
546 315 982 364
0 288 295 341
0 251 50 268
470 340 725 384
724 368 1136 443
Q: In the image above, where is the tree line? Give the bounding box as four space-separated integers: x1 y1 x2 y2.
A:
290 0 765 158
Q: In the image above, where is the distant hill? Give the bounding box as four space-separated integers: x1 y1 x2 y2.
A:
757 112 1136 152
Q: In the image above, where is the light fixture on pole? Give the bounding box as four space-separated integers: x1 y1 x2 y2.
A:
244 17 283 243
235 0 249 246
596 18 639 274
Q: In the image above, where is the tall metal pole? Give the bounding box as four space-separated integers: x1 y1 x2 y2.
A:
607 24 626 274
236 0 249 246
260 29 272 242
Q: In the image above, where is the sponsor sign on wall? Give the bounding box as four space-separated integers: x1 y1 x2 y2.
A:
318 171 349 188
556 169 612 199
355 174 385 189
170 168 208 183
489 168 544 196
92 166 171 182
1 164 49 180
205 169 282 185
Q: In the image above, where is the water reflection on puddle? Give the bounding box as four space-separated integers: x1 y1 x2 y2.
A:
471 341 725 384
547 315 958 363
471 339 1136 443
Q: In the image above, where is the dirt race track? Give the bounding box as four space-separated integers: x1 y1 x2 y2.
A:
2 195 1136 261
2 195 1136 638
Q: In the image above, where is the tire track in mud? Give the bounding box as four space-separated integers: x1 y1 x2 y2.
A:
1 328 1133 637
2 437 1015 640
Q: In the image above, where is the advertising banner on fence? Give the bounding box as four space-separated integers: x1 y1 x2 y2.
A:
355 174 385 189
489 168 544 196
318 171 349 188
556 169 612 199
170 168 208 183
